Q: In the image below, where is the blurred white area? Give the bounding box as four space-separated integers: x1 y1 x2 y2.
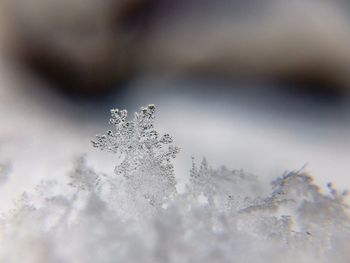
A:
0 64 350 213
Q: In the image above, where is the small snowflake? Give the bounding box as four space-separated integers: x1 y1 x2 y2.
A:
92 105 180 205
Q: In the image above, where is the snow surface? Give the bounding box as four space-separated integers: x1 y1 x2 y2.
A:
0 105 349 262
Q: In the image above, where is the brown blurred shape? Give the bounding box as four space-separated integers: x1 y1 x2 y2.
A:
3 0 350 95
6 0 149 95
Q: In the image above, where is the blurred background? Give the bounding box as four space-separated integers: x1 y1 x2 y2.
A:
0 0 350 209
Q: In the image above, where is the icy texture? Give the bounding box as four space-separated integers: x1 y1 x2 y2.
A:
0 105 349 263
92 105 179 208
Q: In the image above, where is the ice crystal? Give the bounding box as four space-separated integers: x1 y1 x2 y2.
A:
188 157 262 211
92 105 179 207
0 105 349 263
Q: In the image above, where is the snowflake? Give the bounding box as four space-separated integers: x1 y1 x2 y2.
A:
92 105 179 206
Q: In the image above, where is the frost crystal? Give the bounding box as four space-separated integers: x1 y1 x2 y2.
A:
92 105 179 207
0 105 349 263
188 157 262 211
